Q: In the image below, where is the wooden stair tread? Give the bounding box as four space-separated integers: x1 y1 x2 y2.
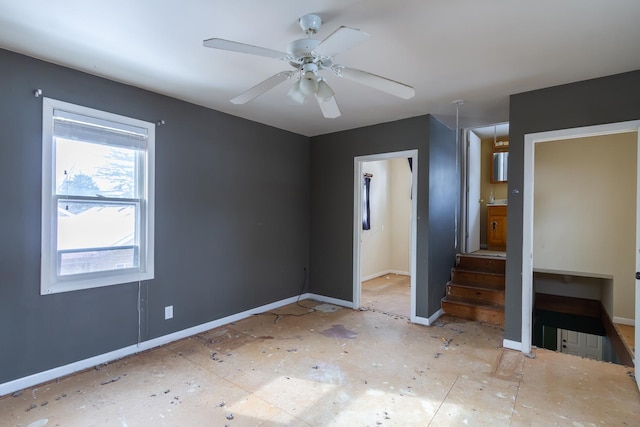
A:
447 282 505 293
442 253 507 326
449 270 505 289
452 267 504 275
442 297 504 312
457 254 506 261
455 254 506 274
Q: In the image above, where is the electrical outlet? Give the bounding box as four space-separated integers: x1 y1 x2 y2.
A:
164 305 173 320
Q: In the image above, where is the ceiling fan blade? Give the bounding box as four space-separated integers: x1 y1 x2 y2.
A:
231 71 294 104
332 65 415 99
316 94 341 119
203 38 292 61
315 26 369 58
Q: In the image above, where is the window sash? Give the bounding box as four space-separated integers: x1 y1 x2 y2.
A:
58 245 140 276
55 197 142 256
41 97 155 294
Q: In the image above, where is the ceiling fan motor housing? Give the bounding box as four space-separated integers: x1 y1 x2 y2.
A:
288 38 320 63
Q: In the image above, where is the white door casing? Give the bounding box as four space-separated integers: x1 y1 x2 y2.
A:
519 121 640 391
636 124 640 390
353 150 418 322
467 131 482 253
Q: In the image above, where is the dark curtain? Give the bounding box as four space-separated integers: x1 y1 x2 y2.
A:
408 157 413 198
362 176 371 230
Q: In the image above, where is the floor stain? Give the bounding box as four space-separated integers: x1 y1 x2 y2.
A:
320 324 357 339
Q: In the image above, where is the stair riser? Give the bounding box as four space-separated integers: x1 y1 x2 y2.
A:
456 256 505 274
442 301 504 326
451 271 505 289
447 284 504 305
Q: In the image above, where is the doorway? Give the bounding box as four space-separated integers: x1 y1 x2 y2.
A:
353 150 418 322
462 122 509 255
521 121 640 387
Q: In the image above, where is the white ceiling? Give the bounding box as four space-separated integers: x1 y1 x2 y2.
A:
1 1 639 137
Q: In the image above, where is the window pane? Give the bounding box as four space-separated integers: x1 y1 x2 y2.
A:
58 201 137 249
55 138 137 199
59 247 138 276
57 201 138 275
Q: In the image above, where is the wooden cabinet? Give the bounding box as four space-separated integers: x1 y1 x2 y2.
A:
487 205 507 251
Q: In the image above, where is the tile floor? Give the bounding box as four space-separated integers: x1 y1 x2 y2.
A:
1 295 638 426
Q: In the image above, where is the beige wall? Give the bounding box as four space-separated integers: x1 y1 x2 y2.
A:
479 137 508 246
533 132 637 320
361 158 412 279
389 158 412 273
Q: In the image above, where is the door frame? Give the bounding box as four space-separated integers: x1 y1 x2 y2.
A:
465 129 482 253
353 149 418 322
460 123 508 254
521 120 640 380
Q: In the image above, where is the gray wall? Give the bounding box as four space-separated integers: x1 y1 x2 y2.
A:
505 69 640 342
0 49 310 384
427 119 458 314
309 115 457 318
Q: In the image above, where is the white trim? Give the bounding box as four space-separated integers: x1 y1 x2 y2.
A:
613 316 635 326
353 150 418 322
40 97 155 295
360 270 410 282
522 120 640 357
353 158 362 310
303 293 353 309
412 316 430 326
521 131 535 355
388 270 410 277
0 293 353 397
636 128 640 385
502 339 523 351
412 309 444 326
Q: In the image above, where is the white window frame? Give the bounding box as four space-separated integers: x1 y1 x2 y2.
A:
41 98 155 294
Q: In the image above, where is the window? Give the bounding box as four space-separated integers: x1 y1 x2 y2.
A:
41 98 154 294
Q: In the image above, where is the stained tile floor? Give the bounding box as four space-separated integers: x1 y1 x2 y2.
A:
1 298 638 426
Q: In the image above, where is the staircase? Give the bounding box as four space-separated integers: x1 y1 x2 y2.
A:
441 254 506 326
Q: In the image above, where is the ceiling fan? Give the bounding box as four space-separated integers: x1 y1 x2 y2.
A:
203 14 415 118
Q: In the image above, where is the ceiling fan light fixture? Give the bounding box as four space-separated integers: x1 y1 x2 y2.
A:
316 79 335 102
288 80 306 104
299 71 318 96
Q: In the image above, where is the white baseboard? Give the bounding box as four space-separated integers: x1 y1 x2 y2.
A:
302 293 354 309
503 339 522 351
360 270 410 282
2 291 432 397
412 309 444 326
412 316 429 326
613 316 635 326
0 293 341 397
388 270 410 276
